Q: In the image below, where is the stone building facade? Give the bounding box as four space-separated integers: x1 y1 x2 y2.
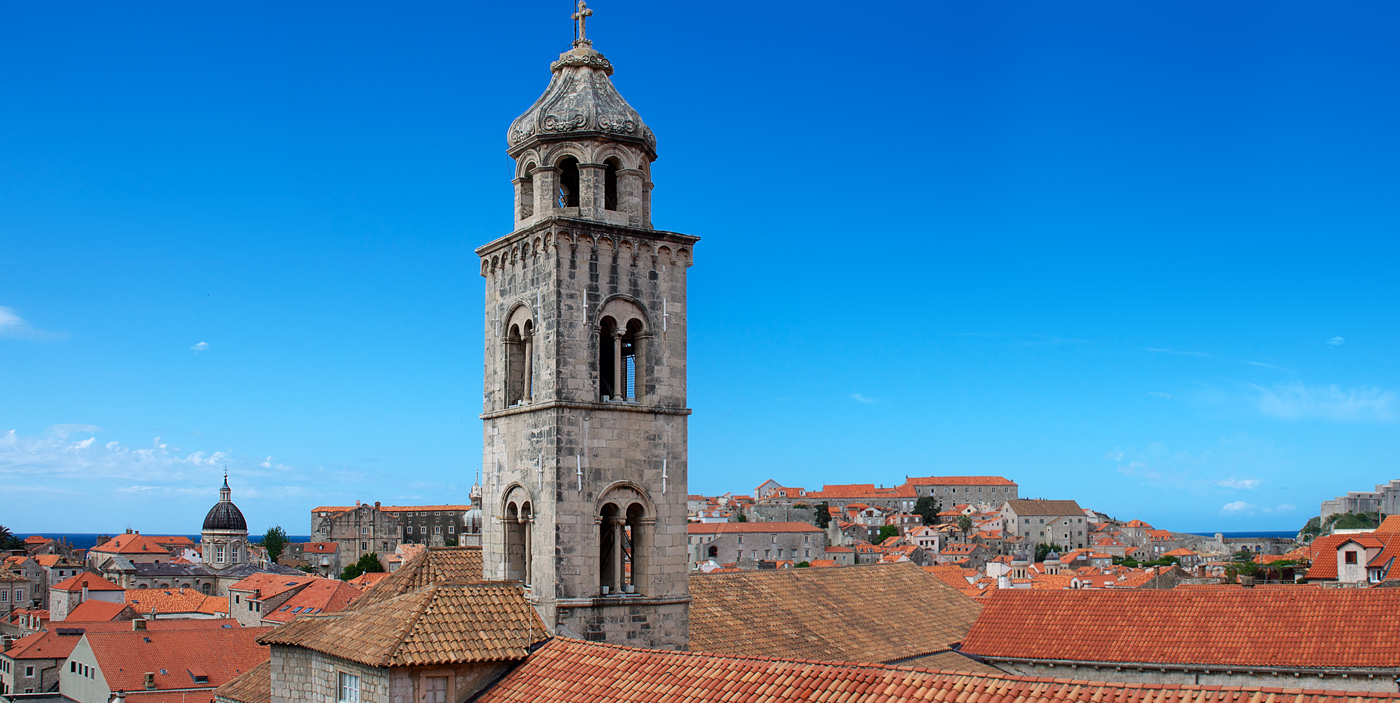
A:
1001 499 1088 550
311 502 402 569
1320 479 1400 521
477 26 695 650
687 523 827 567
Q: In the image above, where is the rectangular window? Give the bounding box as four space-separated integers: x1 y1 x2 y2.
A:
1 591 7 602
435 511 441 516
216 545 226 563
361 527 369 535
425 676 448 703
25 666 34 677
448 525 455 533
338 672 361 702
407 526 414 534
382 541 389 550
435 525 442 534
1346 551 1359 564
231 548 239 564
360 542 368 551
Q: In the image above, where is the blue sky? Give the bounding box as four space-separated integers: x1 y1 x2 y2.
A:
2 1 1397 535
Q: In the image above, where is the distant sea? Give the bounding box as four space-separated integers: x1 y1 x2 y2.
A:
16 533 311 549
1188 531 1298 539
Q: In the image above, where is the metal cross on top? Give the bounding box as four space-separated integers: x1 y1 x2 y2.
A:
572 1 594 46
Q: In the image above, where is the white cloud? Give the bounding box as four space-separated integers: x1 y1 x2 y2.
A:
190 341 209 353
1216 477 1260 490
0 306 63 340
1221 501 1251 514
849 393 874 404
261 456 273 468
46 424 102 439
1145 347 1209 357
1327 336 1345 347
1255 382 1395 422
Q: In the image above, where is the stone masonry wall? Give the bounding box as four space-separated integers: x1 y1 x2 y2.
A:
270 645 390 703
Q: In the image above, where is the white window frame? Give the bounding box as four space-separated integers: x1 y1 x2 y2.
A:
338 671 361 702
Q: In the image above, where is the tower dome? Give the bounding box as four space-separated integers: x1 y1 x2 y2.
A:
202 475 247 531
506 37 656 160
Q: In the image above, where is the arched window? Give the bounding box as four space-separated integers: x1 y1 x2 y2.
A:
557 157 580 208
603 157 621 211
597 485 653 596
707 545 718 559
598 311 643 402
518 162 536 220
504 307 535 406
504 497 532 585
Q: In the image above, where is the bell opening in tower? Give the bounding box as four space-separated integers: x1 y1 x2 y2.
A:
557 156 580 208
603 157 620 211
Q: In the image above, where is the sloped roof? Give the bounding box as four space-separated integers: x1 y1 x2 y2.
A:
53 571 123 592
1305 534 1364 579
213 659 270 703
347 571 391 586
687 521 822 535
689 563 981 664
806 483 916 499
962 588 1400 668
259 583 547 667
476 637 1400 703
66 599 134 622
348 546 484 610
227 573 317 600
906 475 1016 486
5 619 237 661
90 533 177 555
126 587 224 615
86 626 271 693
1003 499 1084 516
261 579 363 623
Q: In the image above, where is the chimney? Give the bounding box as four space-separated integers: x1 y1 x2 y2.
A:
144 672 156 690
126 528 133 535
375 501 381 509
356 500 361 507
82 585 89 602
113 691 127 703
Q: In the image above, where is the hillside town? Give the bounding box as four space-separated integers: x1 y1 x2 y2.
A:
4 2 1398 703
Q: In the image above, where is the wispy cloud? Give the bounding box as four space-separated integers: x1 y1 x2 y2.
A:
1220 501 1295 517
1326 336 1345 347
1216 477 1260 490
849 393 875 404
1255 382 1396 422
190 341 209 353
1246 360 1296 373
0 306 64 341
1221 500 1250 515
1144 347 1210 357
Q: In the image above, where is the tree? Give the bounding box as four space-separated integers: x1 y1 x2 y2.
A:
875 525 899 544
957 514 974 538
340 552 386 581
444 537 458 547
913 497 941 526
814 502 831 529
261 526 288 563
795 561 810 568
736 512 747 523
1035 542 1065 562
0 525 22 551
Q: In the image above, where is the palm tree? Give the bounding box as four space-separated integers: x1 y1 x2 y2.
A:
0 524 22 551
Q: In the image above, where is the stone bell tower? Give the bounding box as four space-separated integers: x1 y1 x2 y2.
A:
477 2 696 650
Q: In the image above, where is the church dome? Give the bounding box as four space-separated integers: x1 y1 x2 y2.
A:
506 43 656 159
202 476 247 532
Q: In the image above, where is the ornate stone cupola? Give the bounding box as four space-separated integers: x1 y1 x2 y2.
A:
506 3 656 230
201 473 249 571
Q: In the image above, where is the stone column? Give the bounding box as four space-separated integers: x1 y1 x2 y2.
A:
611 517 625 593
578 163 605 217
618 169 645 227
523 333 533 401
513 175 534 223
613 331 624 401
535 167 559 215
522 512 533 586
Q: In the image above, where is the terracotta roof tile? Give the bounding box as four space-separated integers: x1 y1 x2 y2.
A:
259 583 547 666
66 599 134 621
477 637 1400 703
260 579 362 623
962 588 1400 668
126 587 224 615
86 625 271 693
689 562 981 664
687 521 822 535
213 659 270 703
53 571 123 592
1004 499 1084 516
5 619 237 661
90 533 178 555
346 546 483 610
906 475 1017 486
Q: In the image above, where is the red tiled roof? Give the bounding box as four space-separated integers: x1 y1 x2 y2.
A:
66 599 133 622
1305 534 1363 580
227 573 317 600
261 579 363 623
687 522 821 535
86 625 272 693
962 588 1400 668
347 571 391 586
125 587 224 615
311 504 471 514
906 475 1016 486
477 637 1400 703
53 571 123 592
300 542 337 554
4 619 236 661
807 484 917 499
90 533 177 555
823 546 853 553
23 535 52 544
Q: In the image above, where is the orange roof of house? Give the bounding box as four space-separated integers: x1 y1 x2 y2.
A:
261 579 363 623
300 542 337 554
90 533 177 555
906 475 1016 486
1124 520 1153 528
475 636 1400 703
1163 547 1198 557
807 483 916 499
1305 533 1368 580
227 573 318 600
824 546 853 553
806 559 839 568
66 599 133 622
347 571 391 586
23 535 52 545
1374 516 1400 534
687 522 821 535
53 572 123 592
6 619 237 662
86 625 271 694
125 587 224 615
963 588 1400 668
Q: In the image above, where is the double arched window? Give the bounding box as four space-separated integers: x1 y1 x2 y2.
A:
598 484 653 596
504 306 535 406
504 488 533 586
597 298 647 402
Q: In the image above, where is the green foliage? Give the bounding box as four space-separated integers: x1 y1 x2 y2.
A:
261 526 288 563
1035 542 1065 562
795 561 810 568
957 514 974 535
913 497 941 526
814 502 831 529
1142 555 1182 568
0 525 22 551
1116 556 1139 568
340 552 386 581
793 503 809 509
443 537 458 547
875 525 899 543
295 564 315 574
1300 516 1322 536
736 512 747 523
1329 512 1380 531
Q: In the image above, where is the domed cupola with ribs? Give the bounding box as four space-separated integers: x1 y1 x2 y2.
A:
201 473 249 570
505 1 658 231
